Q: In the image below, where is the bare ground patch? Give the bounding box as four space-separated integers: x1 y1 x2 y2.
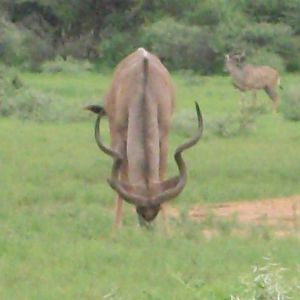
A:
169 196 300 237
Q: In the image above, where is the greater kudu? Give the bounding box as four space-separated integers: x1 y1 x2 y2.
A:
225 52 282 113
86 48 203 229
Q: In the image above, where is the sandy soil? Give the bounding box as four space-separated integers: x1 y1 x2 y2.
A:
170 195 300 237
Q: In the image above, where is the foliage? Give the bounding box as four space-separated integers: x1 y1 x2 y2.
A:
281 86 300 121
99 31 138 66
1 72 300 299
247 49 285 73
232 258 299 300
0 65 87 122
1 0 300 72
142 18 215 73
242 23 292 47
0 16 30 66
41 56 93 74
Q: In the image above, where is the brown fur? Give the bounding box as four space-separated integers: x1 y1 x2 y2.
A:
225 54 281 112
87 48 203 230
104 48 175 226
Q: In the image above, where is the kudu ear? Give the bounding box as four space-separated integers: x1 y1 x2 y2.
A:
84 105 105 115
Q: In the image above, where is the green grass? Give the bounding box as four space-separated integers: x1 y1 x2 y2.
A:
1 71 300 299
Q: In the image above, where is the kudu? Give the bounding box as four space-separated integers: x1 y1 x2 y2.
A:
86 48 203 229
224 52 282 113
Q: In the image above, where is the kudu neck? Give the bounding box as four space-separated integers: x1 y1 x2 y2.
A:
226 61 245 84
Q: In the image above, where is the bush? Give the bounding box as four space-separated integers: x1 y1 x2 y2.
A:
0 66 87 122
206 104 259 138
247 49 285 73
41 56 93 74
0 15 55 70
0 16 30 66
172 109 200 138
58 32 98 60
206 114 239 138
98 31 138 66
242 23 292 47
142 18 216 73
232 258 298 300
281 86 300 121
242 0 293 23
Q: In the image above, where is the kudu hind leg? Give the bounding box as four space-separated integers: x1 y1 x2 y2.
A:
252 91 257 108
264 87 279 113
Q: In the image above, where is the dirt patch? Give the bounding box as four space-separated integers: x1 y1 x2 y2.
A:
171 195 300 237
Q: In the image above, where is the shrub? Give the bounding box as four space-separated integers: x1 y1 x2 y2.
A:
172 109 200 138
242 0 293 23
0 15 55 70
247 49 285 73
242 23 292 47
98 31 138 66
206 104 259 138
41 56 93 74
58 32 98 60
142 18 216 73
1 86 60 122
206 114 239 138
231 258 297 300
281 86 300 121
0 16 30 66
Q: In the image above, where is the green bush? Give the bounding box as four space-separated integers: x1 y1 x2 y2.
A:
0 15 55 70
142 18 216 73
0 16 30 66
207 104 259 138
247 49 285 73
242 0 293 23
0 66 86 122
98 31 138 66
172 109 200 138
281 86 300 121
242 23 292 47
41 56 93 74
232 258 297 300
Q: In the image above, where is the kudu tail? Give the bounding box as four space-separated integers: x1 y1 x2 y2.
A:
142 50 149 89
84 105 105 115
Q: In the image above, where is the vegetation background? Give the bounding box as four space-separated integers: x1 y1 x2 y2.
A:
1 0 300 73
1 1 300 299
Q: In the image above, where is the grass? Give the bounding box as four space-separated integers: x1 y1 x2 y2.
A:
1 71 300 299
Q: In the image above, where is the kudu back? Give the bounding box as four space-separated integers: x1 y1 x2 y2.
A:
225 53 281 112
86 48 203 227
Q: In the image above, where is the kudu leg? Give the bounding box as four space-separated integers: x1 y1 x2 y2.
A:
112 160 128 231
111 130 127 231
239 92 245 108
113 194 123 230
264 87 279 114
252 91 257 107
159 138 171 235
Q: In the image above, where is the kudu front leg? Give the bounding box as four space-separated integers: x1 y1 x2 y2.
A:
113 194 123 231
110 134 127 232
239 92 245 108
252 91 257 108
159 138 171 235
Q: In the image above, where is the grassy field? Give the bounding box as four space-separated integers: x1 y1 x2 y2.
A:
1 71 300 299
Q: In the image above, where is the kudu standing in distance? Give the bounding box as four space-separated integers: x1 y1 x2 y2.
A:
86 48 203 230
224 52 282 113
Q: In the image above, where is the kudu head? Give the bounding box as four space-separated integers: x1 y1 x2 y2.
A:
86 102 203 222
224 51 246 71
